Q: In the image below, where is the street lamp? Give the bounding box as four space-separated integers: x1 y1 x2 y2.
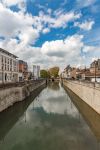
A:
94 60 97 83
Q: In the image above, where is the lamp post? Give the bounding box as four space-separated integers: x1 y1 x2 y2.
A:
94 60 96 83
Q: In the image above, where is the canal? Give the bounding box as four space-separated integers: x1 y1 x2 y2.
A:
0 82 100 150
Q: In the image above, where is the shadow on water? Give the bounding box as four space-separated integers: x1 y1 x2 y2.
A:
0 84 46 142
64 85 100 142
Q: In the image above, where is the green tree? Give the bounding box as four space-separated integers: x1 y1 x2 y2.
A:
40 70 48 78
49 66 59 78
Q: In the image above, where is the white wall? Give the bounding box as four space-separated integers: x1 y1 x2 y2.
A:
91 78 100 83
64 80 100 114
33 65 40 79
0 80 45 112
0 51 18 83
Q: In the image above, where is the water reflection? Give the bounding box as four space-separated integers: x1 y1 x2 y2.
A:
47 81 60 91
64 86 100 142
33 88 78 116
0 83 100 150
0 85 45 142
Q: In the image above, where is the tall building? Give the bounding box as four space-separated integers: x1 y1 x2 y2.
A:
33 65 40 79
0 48 19 83
18 60 28 81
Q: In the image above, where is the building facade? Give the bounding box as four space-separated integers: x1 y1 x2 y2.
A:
62 65 72 78
18 60 28 81
90 59 100 74
0 48 18 83
33 65 40 79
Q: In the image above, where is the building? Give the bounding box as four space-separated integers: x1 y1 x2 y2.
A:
0 48 18 83
81 71 100 82
62 65 91 80
70 68 77 79
62 65 79 79
78 64 100 82
90 59 100 74
79 59 100 82
86 59 100 82
62 65 72 78
75 68 90 80
33 65 40 79
18 60 28 81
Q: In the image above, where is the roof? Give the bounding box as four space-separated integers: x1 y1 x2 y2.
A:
90 59 100 67
64 65 72 71
0 48 18 58
19 60 27 64
75 68 90 75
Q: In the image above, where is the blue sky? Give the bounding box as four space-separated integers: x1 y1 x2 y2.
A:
0 0 100 70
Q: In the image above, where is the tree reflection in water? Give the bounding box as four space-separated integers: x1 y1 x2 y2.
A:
48 81 60 91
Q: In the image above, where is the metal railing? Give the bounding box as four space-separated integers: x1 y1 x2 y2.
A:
63 78 100 90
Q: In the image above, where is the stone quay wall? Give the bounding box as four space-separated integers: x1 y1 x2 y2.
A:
0 80 46 112
63 80 100 114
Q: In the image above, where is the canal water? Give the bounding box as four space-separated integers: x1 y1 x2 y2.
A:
0 82 100 150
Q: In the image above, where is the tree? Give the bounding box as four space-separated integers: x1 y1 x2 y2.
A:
49 66 59 78
40 70 49 78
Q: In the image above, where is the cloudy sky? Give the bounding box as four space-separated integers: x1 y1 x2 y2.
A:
0 0 100 70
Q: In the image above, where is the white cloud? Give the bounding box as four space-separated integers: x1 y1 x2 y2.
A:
0 0 26 10
61 0 67 6
0 1 81 70
40 34 100 68
50 11 81 28
40 34 84 68
0 34 83 69
41 34 83 57
36 10 81 29
0 2 82 69
0 33 100 70
92 57 97 62
82 45 95 52
82 45 100 66
82 45 100 56
0 2 41 49
19 28 39 45
0 2 81 40
36 4 46 10
77 0 96 8
0 1 99 70
74 20 94 31
0 3 21 37
0 3 37 38
47 8 52 14
42 28 50 34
